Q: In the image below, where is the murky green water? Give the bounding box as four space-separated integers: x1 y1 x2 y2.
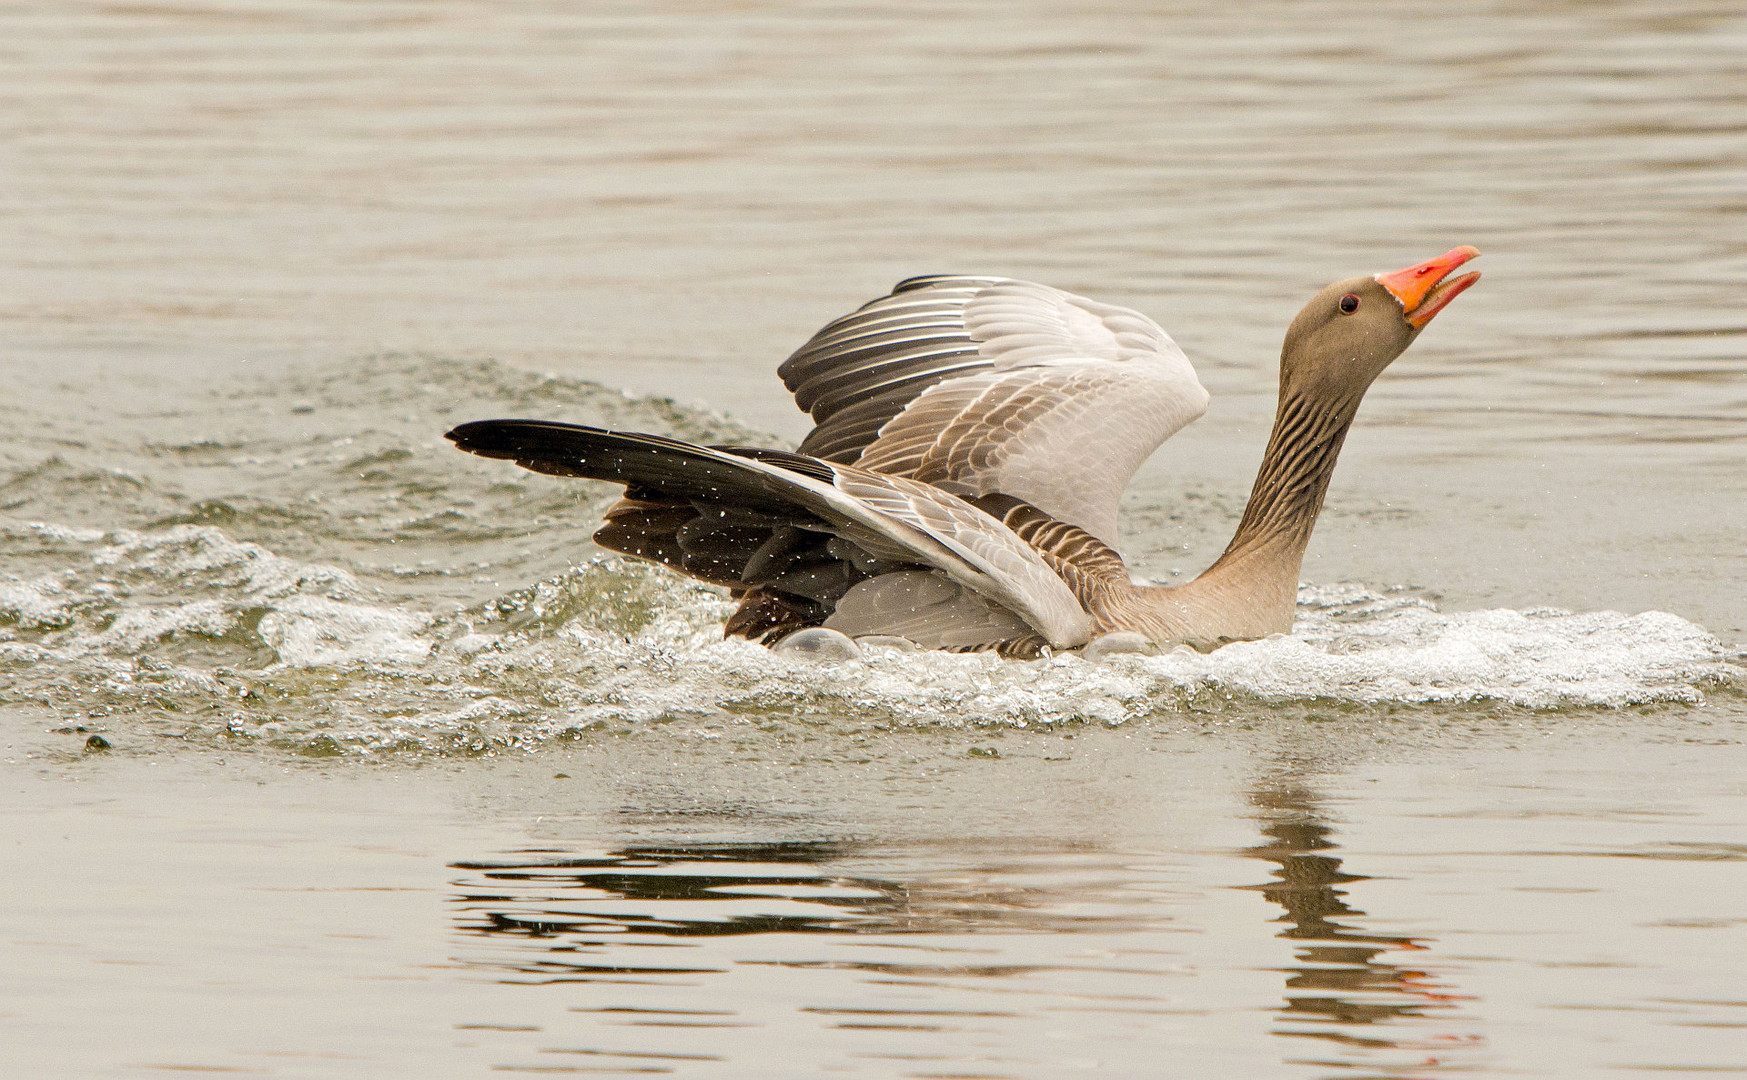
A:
2 2 1744 1077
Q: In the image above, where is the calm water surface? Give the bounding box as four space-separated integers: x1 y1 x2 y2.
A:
2 2 1744 1077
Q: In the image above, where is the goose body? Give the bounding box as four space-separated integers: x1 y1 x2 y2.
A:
449 248 1481 657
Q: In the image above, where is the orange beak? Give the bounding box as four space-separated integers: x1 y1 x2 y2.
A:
1374 246 1482 329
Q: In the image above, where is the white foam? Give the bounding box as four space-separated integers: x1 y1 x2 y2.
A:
1147 604 1726 708
257 596 433 668
1 522 418 673
0 573 77 629
94 600 234 653
4 529 1738 756
92 525 359 599
386 566 1734 744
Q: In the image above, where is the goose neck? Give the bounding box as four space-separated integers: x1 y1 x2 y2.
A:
1211 389 1360 573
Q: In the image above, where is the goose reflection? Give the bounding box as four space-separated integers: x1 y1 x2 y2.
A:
452 841 884 945
449 838 1141 985
1247 775 1483 1073
444 783 1485 1073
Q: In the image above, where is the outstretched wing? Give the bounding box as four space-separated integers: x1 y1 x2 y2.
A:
778 276 1209 545
446 420 1093 649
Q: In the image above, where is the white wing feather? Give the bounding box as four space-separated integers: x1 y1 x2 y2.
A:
719 453 1094 648
784 278 1208 545
824 571 1033 648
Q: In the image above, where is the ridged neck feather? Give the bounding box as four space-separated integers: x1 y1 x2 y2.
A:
1209 387 1362 573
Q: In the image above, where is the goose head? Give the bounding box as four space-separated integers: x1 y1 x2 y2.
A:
1278 246 1481 404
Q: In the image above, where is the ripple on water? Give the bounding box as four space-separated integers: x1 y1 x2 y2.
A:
2 528 1737 759
0 356 1738 757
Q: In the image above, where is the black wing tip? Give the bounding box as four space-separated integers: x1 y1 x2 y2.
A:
447 418 550 455
446 418 590 437
444 419 492 446
445 419 508 456
445 418 622 461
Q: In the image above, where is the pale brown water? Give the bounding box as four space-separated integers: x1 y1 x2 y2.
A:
2 2 1745 1077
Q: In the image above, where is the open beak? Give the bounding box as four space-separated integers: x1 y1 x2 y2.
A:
1375 245 1481 329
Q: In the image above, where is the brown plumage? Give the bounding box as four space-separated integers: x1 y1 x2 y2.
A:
447 247 1480 656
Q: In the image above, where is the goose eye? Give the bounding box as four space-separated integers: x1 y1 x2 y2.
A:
1338 294 1360 314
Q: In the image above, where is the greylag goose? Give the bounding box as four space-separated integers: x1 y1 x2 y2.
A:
448 247 1481 657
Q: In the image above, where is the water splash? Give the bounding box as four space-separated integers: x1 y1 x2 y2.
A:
1 356 1738 758
3 533 1736 759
